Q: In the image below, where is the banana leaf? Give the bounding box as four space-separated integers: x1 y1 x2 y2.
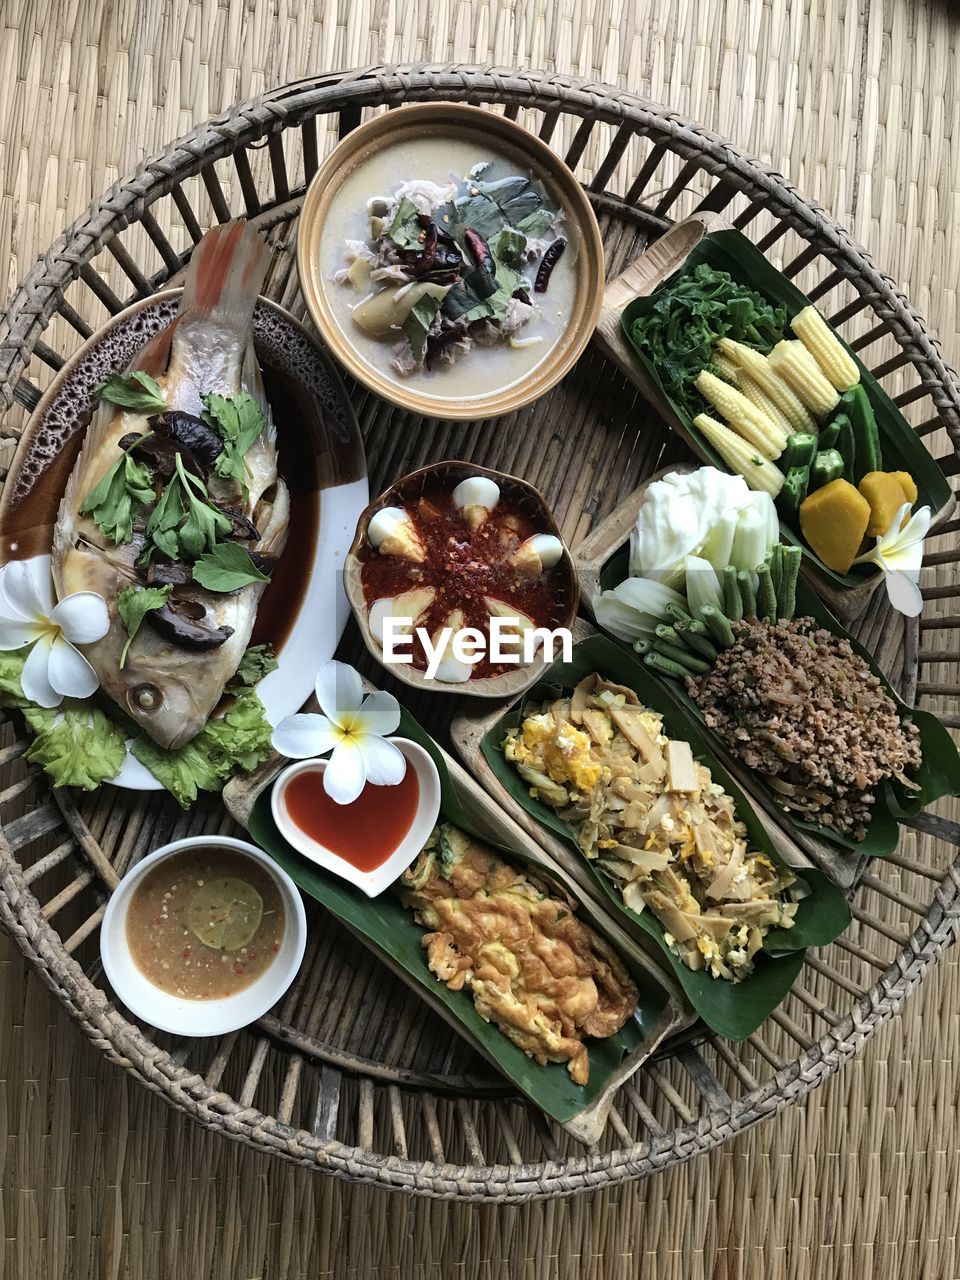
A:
480 633 851 1040
247 705 670 1127
598 548 960 857
619 228 953 591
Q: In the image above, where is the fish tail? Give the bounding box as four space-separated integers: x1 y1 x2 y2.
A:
176 220 270 334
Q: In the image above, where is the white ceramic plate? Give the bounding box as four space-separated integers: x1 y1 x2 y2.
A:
100 835 307 1036
0 293 368 790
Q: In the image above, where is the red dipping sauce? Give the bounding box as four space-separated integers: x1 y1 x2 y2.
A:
282 766 420 872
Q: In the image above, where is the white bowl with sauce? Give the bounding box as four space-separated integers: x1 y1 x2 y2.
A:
100 837 307 1037
271 737 442 897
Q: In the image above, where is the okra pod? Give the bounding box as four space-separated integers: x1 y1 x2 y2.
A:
840 384 882 481
757 562 777 620
722 566 743 621
644 650 700 681
737 569 758 618
700 604 737 648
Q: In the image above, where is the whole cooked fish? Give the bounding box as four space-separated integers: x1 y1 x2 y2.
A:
53 221 290 750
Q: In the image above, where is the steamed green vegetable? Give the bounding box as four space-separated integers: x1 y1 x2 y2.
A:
628 263 786 417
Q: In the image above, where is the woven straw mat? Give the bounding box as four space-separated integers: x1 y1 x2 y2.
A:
0 1 958 1277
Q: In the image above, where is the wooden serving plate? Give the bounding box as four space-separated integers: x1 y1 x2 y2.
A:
592 212 914 626
222 682 692 1146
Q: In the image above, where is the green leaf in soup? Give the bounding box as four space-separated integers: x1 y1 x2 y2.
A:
191 542 270 593
454 193 505 240
490 227 527 267
516 206 560 237
479 632 851 1039
388 196 424 250
401 292 444 362
246 703 670 1125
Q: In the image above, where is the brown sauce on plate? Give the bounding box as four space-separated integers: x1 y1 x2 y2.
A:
126 847 285 1000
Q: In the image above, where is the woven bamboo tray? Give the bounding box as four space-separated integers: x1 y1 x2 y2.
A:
0 65 958 1204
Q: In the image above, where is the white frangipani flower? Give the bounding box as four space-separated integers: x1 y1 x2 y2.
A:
853 503 931 618
271 660 406 805
0 557 109 707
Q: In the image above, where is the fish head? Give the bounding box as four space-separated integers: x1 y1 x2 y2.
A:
113 650 210 750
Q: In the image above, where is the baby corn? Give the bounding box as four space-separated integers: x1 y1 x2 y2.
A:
768 340 840 417
737 372 793 434
790 305 860 391
712 351 741 384
695 369 787 460
693 413 786 496
716 337 817 433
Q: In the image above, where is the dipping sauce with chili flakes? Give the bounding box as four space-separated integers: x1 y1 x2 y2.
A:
360 477 575 680
283 764 420 872
126 847 285 1000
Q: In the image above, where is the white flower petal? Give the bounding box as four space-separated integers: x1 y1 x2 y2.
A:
323 738 366 805
47 637 100 698
0 559 49 622
50 592 110 644
0 618 41 649
354 689 401 737
360 735 407 787
884 570 924 618
314 660 364 725
20 635 60 707
271 714 340 759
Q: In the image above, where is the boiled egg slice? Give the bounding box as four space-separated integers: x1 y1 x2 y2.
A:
367 506 425 561
428 609 478 683
369 587 435 645
452 476 500 530
510 533 564 577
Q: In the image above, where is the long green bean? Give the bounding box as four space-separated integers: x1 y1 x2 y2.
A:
644 650 697 680
652 636 712 673
778 545 802 621
674 617 718 662
737 569 757 618
722 565 743 620
757 562 777 620
700 604 736 648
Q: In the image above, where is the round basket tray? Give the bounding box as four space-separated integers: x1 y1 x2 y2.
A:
0 65 958 1203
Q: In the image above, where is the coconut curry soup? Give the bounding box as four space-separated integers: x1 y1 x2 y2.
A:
321 135 578 400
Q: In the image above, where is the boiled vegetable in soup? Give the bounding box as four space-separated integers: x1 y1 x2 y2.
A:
323 136 577 399
127 847 284 999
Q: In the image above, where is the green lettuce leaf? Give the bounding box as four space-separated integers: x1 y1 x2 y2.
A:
227 644 278 690
0 647 123 788
23 704 127 791
131 686 272 808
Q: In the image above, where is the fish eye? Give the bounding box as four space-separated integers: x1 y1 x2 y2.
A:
131 684 162 711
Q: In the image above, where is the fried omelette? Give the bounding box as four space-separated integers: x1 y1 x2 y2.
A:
396 823 638 1085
